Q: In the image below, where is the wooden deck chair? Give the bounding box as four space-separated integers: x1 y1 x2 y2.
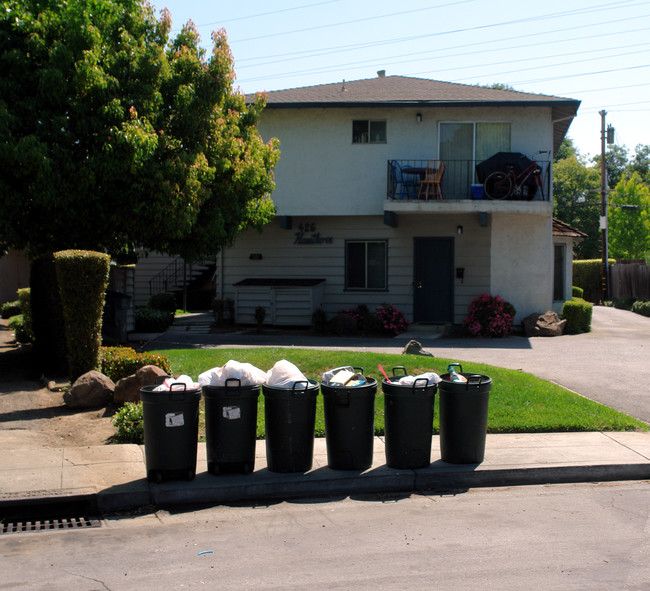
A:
418 160 445 200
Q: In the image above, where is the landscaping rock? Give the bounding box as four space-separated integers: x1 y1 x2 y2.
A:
402 339 434 357
63 370 115 409
523 311 567 337
113 365 169 404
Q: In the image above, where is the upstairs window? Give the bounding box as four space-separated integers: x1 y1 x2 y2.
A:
352 120 387 144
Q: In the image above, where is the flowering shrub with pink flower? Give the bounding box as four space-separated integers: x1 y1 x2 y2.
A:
463 294 516 338
375 303 410 336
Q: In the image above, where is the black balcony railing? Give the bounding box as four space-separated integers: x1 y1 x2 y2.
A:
387 159 550 201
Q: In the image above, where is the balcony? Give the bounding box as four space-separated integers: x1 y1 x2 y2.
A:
386 159 551 205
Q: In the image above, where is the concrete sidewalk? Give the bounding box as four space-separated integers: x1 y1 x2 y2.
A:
1 432 649 516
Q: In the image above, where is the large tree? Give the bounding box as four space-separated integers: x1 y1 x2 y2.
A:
553 140 601 258
0 0 278 262
608 175 650 260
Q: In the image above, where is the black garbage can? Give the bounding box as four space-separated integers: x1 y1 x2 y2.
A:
140 383 201 482
321 368 377 471
438 364 491 464
382 366 437 469
263 380 319 473
203 379 260 475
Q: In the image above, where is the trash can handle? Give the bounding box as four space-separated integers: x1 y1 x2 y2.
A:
448 363 463 374
291 380 309 396
225 378 241 395
353 366 364 375
169 382 187 391
391 366 407 376
412 377 429 391
467 374 487 385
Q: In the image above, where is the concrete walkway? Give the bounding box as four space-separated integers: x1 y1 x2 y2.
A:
1 432 649 515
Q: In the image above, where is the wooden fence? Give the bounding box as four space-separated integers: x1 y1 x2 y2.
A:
610 262 650 300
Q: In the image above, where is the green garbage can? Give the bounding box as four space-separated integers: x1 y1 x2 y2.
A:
203 379 260 475
382 366 437 469
438 364 491 464
321 368 377 471
263 380 319 473
141 383 201 482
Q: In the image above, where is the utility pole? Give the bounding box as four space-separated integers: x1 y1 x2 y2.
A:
599 110 610 302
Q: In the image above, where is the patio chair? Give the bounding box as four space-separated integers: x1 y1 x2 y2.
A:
418 160 445 200
390 160 418 199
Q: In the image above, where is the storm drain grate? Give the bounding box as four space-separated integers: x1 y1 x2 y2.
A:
1 516 102 535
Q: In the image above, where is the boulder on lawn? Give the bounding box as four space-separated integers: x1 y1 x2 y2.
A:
523 311 567 337
402 339 434 357
63 370 115 409
113 365 169 404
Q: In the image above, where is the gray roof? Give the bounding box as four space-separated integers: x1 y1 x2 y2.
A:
247 75 580 154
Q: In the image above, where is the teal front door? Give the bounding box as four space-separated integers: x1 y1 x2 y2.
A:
413 237 454 323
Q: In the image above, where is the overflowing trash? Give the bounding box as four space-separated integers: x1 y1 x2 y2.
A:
153 375 200 391
396 372 441 386
198 360 267 387
321 366 366 387
266 359 309 388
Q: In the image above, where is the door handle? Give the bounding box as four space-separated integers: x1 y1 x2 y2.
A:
415 281 423 289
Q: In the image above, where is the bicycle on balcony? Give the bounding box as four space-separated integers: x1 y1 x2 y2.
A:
483 158 544 200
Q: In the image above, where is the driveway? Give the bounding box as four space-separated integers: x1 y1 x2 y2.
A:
146 306 650 424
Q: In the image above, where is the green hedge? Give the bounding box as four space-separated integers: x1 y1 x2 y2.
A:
8 314 30 343
30 253 68 374
54 250 111 380
146 292 177 313
632 300 650 317
561 297 593 334
135 308 174 332
572 286 584 298
16 287 33 342
1 300 21 319
573 259 615 303
100 346 172 382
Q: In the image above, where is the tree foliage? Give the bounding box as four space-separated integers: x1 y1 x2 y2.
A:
0 0 279 262
608 175 650 260
553 138 650 261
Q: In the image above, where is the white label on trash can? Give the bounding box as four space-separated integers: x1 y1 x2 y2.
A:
223 406 241 420
165 412 185 427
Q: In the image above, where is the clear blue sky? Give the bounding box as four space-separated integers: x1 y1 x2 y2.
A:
149 0 650 160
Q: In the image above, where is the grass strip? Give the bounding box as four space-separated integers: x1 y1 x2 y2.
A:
153 348 648 438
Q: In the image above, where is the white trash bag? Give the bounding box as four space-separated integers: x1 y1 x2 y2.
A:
198 360 267 387
398 372 441 386
266 359 309 388
153 374 200 391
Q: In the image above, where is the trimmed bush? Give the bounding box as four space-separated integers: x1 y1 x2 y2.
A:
463 294 516 337
375 303 410 336
8 314 30 343
54 250 111 380
311 308 328 334
328 312 359 336
100 346 172 382
632 300 650 317
572 286 584 298
561 297 593 334
146 292 177 313
1 300 21 319
111 402 144 443
573 259 615 303
30 253 68 374
16 288 33 342
134 308 174 332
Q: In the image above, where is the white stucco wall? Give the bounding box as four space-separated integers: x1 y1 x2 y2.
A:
258 106 554 216
490 213 554 321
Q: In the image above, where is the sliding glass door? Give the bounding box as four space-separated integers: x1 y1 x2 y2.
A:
439 122 510 199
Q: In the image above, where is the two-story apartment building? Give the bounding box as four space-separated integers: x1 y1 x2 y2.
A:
197 73 579 327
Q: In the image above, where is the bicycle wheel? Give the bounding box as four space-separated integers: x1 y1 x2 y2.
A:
484 171 513 200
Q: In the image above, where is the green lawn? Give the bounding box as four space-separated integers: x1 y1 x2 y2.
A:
152 348 648 438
